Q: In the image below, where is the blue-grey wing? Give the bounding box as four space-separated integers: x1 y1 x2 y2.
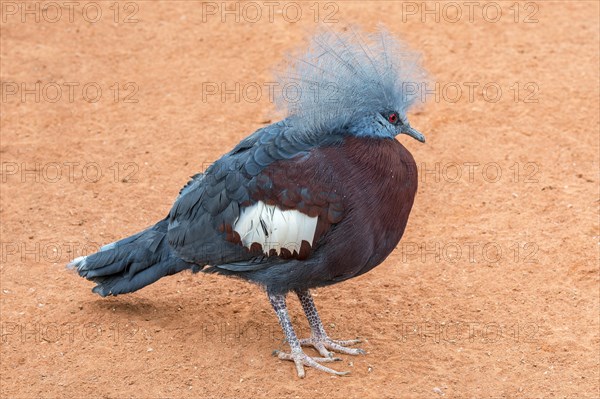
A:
166 120 316 265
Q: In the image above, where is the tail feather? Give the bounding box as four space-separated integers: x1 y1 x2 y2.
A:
69 218 200 296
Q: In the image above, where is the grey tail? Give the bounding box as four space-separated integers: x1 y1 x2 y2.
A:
68 217 200 297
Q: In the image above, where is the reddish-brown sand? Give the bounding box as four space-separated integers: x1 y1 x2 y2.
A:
1 1 598 398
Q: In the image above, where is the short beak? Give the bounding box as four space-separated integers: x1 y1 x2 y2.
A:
400 125 426 143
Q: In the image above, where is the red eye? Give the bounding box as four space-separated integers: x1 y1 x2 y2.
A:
388 113 398 124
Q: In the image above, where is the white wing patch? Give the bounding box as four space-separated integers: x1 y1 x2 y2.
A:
233 201 317 255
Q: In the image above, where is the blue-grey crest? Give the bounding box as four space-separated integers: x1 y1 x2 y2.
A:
275 25 428 142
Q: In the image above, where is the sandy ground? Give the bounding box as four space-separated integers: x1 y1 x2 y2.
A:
1 1 599 398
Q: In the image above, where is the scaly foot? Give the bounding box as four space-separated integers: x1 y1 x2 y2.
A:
273 348 349 378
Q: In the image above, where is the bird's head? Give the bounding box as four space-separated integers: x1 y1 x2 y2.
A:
276 26 428 143
347 110 425 142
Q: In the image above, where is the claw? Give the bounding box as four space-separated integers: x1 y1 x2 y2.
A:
276 349 349 378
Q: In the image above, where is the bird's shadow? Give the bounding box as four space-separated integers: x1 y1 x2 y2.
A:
84 296 164 318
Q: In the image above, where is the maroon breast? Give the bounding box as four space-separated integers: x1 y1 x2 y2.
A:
316 136 418 281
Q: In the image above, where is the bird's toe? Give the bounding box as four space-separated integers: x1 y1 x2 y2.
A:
276 349 348 378
324 341 366 356
332 338 362 346
300 335 366 356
